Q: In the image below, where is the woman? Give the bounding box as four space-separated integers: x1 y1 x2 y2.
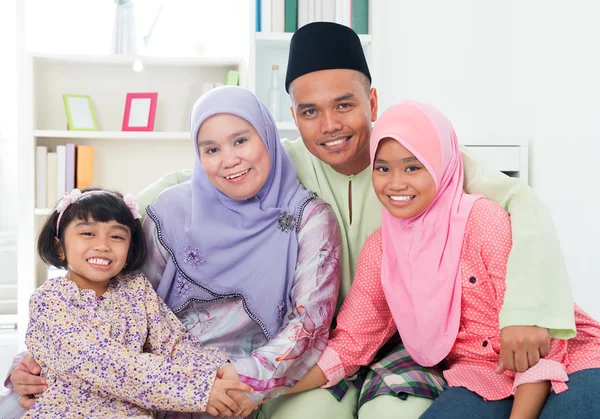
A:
143 86 341 418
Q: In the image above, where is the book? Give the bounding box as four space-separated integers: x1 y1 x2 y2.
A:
314 0 321 21
256 0 262 31
224 70 240 86
65 144 76 192
284 0 298 32
35 146 47 208
272 0 285 32
308 0 316 22
340 0 352 27
352 0 367 34
46 152 57 208
322 0 336 22
261 0 272 32
298 0 309 28
56 145 66 201
76 145 94 189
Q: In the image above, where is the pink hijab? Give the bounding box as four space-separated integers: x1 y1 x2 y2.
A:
370 100 482 367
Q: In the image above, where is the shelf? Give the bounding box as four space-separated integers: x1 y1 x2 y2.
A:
255 32 372 45
34 208 52 216
34 130 190 141
0 314 18 328
30 53 243 68
276 121 298 130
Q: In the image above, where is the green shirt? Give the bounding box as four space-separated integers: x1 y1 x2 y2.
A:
136 138 576 338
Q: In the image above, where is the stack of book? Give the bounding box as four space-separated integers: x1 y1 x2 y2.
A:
257 0 368 35
35 145 94 208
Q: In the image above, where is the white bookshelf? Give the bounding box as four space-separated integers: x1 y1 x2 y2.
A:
34 130 190 141
16 52 244 330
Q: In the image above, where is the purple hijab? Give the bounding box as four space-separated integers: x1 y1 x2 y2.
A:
147 86 314 339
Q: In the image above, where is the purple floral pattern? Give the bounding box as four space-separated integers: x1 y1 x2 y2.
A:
183 243 204 269
175 275 192 298
24 273 228 418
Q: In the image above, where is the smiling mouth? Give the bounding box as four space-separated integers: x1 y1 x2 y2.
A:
87 258 112 266
321 136 351 148
390 195 416 201
225 169 250 180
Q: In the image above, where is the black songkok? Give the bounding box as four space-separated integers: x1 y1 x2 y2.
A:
285 22 371 93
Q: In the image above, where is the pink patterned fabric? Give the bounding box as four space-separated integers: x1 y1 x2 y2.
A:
318 199 600 400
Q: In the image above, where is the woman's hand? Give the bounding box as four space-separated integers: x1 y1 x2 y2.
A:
217 364 259 418
206 375 254 418
10 355 47 409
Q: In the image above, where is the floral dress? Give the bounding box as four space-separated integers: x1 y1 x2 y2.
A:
24 273 229 418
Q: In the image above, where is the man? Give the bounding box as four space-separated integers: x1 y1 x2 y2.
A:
12 22 574 419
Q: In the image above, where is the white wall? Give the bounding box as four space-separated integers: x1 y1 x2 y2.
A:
371 0 600 318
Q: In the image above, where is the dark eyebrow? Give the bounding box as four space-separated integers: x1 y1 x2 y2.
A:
334 92 356 102
374 156 419 164
197 129 250 148
296 102 317 111
75 221 96 227
110 225 131 235
197 139 215 148
228 129 250 140
296 92 357 112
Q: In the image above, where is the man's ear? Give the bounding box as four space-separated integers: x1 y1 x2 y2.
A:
289 104 298 127
370 87 379 122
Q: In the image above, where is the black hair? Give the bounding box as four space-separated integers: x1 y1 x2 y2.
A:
37 187 147 275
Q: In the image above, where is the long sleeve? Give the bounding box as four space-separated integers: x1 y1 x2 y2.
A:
461 147 575 338
477 202 569 394
140 277 228 366
136 170 192 219
25 278 227 413
231 201 341 402
317 229 397 387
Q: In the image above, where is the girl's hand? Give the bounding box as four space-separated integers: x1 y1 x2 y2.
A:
206 377 253 418
11 355 47 409
218 364 259 417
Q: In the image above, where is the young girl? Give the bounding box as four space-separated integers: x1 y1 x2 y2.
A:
23 187 254 418
291 100 600 418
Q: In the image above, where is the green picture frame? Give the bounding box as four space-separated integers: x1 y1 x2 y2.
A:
62 94 98 131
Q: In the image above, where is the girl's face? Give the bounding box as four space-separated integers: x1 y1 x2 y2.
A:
197 114 271 200
60 218 131 293
372 138 436 219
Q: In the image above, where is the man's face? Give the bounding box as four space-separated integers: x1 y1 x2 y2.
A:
289 69 378 175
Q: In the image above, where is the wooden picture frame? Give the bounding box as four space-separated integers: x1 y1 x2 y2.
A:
62 94 98 131
122 92 158 131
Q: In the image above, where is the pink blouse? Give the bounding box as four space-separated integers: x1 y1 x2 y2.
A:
318 199 600 400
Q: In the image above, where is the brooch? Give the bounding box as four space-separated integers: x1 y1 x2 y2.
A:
278 212 296 233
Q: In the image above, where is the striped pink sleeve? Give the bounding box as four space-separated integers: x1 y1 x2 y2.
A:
318 230 398 387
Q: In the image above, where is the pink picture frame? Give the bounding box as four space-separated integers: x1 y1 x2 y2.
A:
122 92 158 131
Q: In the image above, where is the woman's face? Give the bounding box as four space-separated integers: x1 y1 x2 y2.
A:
197 114 271 200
